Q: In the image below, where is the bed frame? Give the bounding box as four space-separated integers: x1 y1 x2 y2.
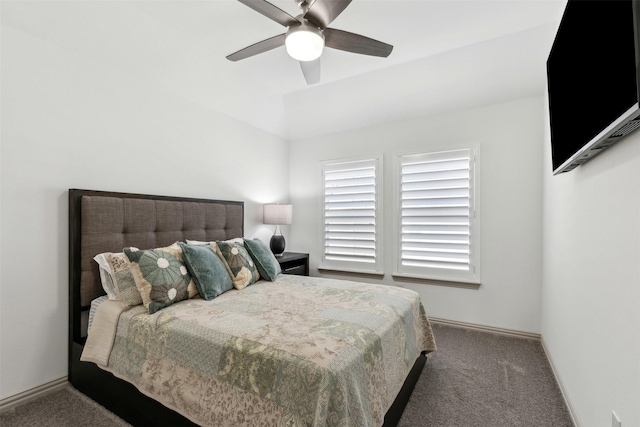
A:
68 189 426 427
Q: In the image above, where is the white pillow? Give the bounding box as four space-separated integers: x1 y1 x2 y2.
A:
93 253 118 300
186 238 244 246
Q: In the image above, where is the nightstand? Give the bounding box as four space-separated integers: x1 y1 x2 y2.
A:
277 252 309 276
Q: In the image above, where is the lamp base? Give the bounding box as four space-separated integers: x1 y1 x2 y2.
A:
270 234 286 257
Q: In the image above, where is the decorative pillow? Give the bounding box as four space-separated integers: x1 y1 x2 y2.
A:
103 252 142 307
243 238 281 281
212 241 260 290
123 243 198 314
93 253 118 300
178 242 233 300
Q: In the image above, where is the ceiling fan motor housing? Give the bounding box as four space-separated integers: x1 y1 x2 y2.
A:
295 0 311 12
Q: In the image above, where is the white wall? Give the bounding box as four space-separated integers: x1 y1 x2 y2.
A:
0 23 289 400
541 102 640 426
289 96 544 334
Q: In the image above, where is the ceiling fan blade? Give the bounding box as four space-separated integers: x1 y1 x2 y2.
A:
304 0 352 29
300 59 321 85
226 34 286 61
324 28 393 57
237 0 298 27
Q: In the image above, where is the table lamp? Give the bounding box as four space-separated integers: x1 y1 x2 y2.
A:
263 204 292 257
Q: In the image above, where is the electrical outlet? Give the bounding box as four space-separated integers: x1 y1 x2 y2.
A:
612 411 621 427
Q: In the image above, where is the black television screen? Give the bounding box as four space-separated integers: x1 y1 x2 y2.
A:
547 0 640 174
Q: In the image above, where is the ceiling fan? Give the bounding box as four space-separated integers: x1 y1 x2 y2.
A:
226 0 393 85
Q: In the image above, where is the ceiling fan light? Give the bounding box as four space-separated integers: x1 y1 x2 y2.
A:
285 26 324 62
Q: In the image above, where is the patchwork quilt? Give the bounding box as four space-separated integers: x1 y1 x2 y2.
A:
82 275 436 427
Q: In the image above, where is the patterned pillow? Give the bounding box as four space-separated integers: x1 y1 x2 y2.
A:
101 252 142 307
212 241 260 290
179 242 233 300
124 243 198 314
243 238 281 281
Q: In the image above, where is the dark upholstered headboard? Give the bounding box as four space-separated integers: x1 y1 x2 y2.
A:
68 189 244 344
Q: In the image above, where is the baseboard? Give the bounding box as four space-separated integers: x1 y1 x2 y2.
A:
429 317 541 340
540 337 581 427
0 377 68 414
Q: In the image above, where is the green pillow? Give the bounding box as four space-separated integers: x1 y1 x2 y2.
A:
244 238 281 281
213 241 260 290
179 243 233 300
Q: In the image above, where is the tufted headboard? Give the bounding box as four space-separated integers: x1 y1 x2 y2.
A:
68 189 244 345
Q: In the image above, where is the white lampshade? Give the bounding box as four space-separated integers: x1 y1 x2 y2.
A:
263 204 293 225
285 24 324 62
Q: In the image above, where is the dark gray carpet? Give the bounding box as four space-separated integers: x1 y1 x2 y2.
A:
398 323 574 426
1 323 573 427
0 385 130 427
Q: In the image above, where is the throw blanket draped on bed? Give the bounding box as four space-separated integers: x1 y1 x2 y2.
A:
82 275 436 427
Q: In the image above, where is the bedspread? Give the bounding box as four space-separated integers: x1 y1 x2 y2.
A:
82 275 436 427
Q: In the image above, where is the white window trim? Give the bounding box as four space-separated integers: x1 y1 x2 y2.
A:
319 155 384 275
392 144 481 285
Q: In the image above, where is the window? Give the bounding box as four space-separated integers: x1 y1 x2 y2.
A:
320 157 383 274
394 147 480 284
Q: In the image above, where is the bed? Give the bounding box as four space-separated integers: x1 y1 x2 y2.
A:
69 189 436 426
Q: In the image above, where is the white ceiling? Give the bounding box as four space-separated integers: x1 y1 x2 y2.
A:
2 0 567 140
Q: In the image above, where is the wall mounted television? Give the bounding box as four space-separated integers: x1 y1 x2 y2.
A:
547 0 640 175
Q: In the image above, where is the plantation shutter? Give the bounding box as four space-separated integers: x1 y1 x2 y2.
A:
322 158 381 272
399 149 475 277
